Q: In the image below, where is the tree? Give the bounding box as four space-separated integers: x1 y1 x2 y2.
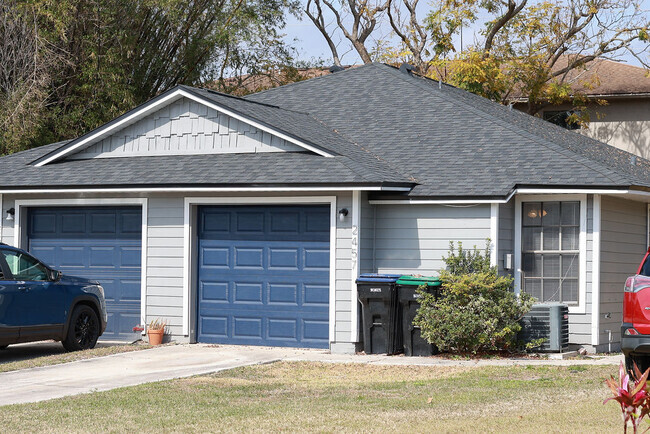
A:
306 0 650 124
0 0 299 154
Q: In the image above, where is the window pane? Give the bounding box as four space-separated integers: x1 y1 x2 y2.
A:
543 227 560 250
543 279 561 302
561 253 579 278
563 279 579 303
542 202 560 226
524 279 541 301
561 226 579 250
523 202 542 226
543 254 560 278
523 253 542 277
561 202 580 225
2 251 48 281
523 227 542 250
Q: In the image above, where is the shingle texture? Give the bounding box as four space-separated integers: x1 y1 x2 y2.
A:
2 62 650 196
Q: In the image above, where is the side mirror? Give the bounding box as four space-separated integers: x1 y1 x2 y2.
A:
49 269 62 282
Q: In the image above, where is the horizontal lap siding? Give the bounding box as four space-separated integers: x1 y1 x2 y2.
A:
146 197 185 334
360 192 374 274
498 201 514 274
600 196 646 348
335 193 353 343
374 204 491 275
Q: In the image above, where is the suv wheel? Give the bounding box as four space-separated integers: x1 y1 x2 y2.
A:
62 305 100 352
626 354 650 375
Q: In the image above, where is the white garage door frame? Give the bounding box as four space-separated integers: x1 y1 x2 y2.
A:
13 198 149 333
183 196 337 344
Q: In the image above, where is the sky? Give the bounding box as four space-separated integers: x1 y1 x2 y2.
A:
281 1 650 68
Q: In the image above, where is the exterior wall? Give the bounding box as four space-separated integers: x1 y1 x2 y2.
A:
515 99 650 159
498 200 514 274
0 191 356 349
372 204 492 275
359 192 375 274
68 97 302 160
599 196 647 351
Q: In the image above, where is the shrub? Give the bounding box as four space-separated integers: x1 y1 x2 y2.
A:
414 241 534 353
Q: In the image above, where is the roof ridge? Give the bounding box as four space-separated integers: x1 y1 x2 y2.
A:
382 65 630 185
244 63 381 99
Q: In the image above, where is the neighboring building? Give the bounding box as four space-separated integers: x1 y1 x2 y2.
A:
512 58 650 159
1 63 650 353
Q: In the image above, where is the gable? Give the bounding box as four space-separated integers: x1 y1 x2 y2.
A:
66 96 304 160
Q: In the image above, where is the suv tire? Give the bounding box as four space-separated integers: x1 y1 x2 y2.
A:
626 354 650 375
62 305 100 352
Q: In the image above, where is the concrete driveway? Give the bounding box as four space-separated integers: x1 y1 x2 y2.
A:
0 344 623 407
0 340 123 364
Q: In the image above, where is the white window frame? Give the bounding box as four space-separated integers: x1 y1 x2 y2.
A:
514 194 587 314
183 196 337 345
13 198 149 331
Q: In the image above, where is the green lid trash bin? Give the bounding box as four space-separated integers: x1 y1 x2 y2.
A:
396 275 442 357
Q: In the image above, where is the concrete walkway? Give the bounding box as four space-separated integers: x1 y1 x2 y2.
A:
0 344 623 406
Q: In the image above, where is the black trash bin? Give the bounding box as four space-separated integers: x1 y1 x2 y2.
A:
396 276 442 356
356 273 401 355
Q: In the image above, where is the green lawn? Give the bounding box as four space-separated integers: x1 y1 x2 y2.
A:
0 343 151 373
0 361 624 433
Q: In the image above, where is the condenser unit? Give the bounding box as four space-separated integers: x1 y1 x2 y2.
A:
520 303 569 352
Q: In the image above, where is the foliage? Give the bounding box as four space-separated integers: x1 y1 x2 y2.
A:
0 0 300 154
306 0 650 125
414 241 534 353
605 361 650 434
148 318 167 332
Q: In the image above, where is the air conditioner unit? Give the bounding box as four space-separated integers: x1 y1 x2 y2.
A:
520 303 569 352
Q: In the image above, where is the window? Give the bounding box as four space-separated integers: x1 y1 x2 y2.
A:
1 250 49 281
543 110 581 130
521 201 580 304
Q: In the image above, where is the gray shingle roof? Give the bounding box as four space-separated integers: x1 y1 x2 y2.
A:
3 62 649 196
247 62 650 197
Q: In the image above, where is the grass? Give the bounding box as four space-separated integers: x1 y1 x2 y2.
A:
0 361 624 433
0 343 152 373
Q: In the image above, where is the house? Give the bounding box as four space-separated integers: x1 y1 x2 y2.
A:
511 58 650 159
1 62 649 353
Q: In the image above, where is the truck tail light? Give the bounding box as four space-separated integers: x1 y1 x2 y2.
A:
625 327 640 336
624 275 650 293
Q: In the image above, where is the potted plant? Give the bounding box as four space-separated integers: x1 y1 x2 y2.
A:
147 318 167 346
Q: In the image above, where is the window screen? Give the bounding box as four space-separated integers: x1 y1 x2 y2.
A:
521 201 580 304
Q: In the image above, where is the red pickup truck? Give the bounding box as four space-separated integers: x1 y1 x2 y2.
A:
622 248 650 372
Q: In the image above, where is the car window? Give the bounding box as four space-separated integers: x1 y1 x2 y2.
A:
1 250 48 281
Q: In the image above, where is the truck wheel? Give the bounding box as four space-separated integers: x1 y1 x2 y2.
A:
62 305 100 352
626 355 650 375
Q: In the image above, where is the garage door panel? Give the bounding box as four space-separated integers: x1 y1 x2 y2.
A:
28 207 142 341
197 205 330 348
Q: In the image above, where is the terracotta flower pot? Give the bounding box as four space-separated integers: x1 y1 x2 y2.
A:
148 329 164 346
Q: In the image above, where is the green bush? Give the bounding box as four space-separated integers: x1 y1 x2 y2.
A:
414 241 534 353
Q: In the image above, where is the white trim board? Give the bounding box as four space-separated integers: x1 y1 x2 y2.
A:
12 198 149 333
34 88 335 167
591 195 602 346
490 203 499 267
0 186 411 194
182 196 338 346
350 190 361 343
513 194 588 315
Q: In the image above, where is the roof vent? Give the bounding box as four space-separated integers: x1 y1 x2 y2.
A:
399 63 415 75
329 65 345 73
631 155 637 166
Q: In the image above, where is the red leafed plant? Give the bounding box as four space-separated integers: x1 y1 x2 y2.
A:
605 362 650 433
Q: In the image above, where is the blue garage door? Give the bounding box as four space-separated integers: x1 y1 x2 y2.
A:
197 205 330 348
27 207 142 341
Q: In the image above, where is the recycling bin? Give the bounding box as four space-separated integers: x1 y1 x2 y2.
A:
396 275 442 356
356 273 401 355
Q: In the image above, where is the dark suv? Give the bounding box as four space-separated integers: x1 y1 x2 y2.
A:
0 244 107 351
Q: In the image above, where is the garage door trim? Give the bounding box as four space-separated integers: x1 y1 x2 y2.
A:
13 198 148 335
184 196 337 343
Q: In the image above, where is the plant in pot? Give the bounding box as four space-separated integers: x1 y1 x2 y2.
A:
147 318 167 346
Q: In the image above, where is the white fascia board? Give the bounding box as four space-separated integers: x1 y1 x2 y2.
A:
34 88 335 167
0 186 411 194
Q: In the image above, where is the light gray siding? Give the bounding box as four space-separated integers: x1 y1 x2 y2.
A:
373 204 492 275
359 192 375 274
599 195 647 350
498 200 514 274
68 97 303 160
